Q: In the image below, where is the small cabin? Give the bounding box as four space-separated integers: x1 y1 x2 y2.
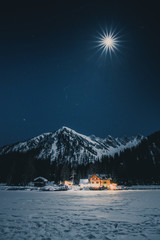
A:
79 179 89 187
33 177 48 187
79 179 89 185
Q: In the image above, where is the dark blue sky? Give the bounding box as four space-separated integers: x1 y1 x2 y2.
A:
0 1 160 146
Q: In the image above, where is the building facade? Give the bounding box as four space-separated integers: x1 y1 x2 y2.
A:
89 174 112 189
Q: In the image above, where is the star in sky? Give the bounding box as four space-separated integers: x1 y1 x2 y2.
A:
96 27 121 57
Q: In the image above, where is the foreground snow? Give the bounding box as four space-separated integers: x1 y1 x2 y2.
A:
1 183 160 191
0 190 160 240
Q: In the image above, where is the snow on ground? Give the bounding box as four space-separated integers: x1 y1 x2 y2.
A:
1 183 160 191
0 190 160 240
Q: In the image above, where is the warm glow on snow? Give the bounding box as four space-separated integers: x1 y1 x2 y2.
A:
108 183 117 190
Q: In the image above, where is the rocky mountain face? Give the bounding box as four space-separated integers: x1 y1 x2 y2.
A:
0 127 160 185
0 126 144 165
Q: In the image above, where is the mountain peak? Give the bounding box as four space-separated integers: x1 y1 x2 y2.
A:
0 126 145 165
61 126 72 131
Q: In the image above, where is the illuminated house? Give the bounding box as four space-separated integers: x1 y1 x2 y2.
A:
89 174 117 190
60 180 73 186
64 180 73 186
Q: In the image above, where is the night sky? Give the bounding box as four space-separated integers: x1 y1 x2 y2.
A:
0 1 160 147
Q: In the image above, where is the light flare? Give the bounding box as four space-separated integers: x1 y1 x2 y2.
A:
96 28 120 57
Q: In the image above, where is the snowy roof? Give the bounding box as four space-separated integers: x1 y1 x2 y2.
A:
88 174 111 180
34 177 48 182
79 179 89 184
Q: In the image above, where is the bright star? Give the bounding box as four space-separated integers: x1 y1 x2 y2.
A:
96 28 120 57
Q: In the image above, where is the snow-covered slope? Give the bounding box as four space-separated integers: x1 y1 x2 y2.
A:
0 126 144 165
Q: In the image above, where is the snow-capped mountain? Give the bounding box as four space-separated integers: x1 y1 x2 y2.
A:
1 127 160 185
0 126 144 165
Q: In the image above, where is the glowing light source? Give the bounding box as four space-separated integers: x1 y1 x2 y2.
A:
108 183 117 190
96 28 120 57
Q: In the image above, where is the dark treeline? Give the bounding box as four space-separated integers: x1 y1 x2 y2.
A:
0 131 160 185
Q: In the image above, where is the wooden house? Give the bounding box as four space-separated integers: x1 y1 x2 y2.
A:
33 177 48 187
89 174 115 190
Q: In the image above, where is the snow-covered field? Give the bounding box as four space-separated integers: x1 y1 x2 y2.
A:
0 190 160 240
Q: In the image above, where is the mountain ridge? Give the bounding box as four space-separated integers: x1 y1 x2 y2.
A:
0 127 160 185
0 126 145 165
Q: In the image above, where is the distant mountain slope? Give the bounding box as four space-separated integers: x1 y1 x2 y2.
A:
0 127 160 185
0 126 144 165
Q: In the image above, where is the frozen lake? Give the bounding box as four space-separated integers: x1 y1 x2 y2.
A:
0 190 160 240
